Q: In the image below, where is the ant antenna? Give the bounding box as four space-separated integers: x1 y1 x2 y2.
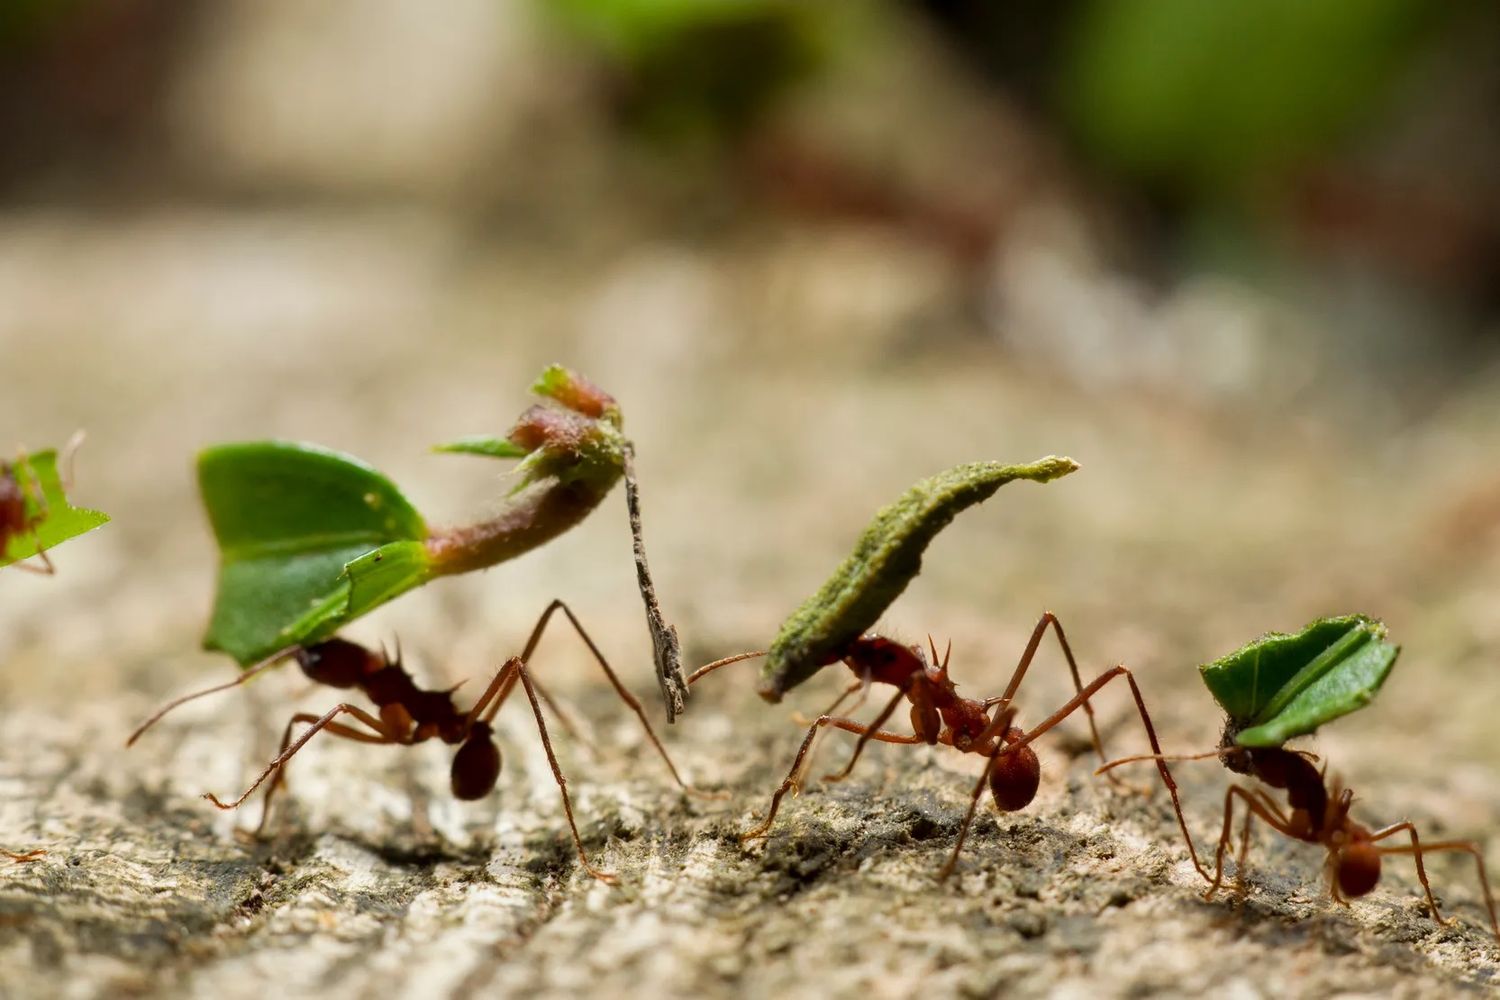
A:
126 645 298 746
1095 749 1225 776
686 650 767 685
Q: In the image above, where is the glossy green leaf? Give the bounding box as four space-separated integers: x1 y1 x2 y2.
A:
200 441 432 665
1 449 110 567
1198 614 1399 747
758 457 1080 701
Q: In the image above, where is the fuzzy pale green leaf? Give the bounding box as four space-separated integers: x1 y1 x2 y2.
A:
433 436 530 460
758 457 1080 701
0 450 110 568
1198 614 1399 747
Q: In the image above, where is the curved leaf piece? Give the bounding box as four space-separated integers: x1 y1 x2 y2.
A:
1199 614 1400 748
433 436 530 459
200 441 431 665
758 457 1080 702
1 449 110 568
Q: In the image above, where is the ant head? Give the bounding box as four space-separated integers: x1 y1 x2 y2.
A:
989 732 1041 812
1336 838 1382 898
847 635 926 687
451 721 501 801
295 639 373 689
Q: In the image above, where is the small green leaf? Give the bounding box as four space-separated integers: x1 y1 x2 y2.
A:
758 457 1080 701
200 441 433 665
1198 615 1400 747
1 449 110 567
433 436 530 460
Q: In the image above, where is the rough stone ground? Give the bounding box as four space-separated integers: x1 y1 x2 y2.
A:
3 207 1500 1000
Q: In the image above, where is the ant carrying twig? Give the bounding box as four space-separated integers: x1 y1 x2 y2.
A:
0 433 83 575
691 612 1209 880
1098 742 1500 941
130 599 702 883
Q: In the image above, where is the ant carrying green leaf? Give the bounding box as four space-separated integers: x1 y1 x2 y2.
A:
1 433 109 574
1099 616 1500 941
185 602 699 883
690 459 1209 878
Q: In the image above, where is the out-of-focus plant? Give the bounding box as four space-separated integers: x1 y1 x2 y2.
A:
1058 0 1448 197
548 0 833 143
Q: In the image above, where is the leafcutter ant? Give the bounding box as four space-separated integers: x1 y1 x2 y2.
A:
690 612 1209 879
1099 742 1500 941
130 600 699 883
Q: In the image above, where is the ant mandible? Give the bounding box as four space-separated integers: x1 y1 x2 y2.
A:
1100 743 1500 941
130 599 701 884
691 612 1210 880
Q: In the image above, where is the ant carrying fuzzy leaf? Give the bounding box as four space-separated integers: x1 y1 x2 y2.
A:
688 457 1208 878
1 435 109 574
133 365 687 750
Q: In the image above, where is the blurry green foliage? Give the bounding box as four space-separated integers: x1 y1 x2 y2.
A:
1060 0 1445 194
550 0 830 142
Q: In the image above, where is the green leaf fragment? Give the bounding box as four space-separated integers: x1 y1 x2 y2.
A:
1198 614 1400 748
433 436 530 459
758 457 1080 702
0 449 110 567
199 441 432 665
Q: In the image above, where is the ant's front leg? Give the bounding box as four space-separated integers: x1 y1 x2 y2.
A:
254 711 400 834
204 703 397 819
742 714 920 844
1369 823 1500 940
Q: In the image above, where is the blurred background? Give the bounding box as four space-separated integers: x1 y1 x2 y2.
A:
3 2 1500 993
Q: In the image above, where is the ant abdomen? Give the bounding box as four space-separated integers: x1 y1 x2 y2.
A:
451 722 501 801
989 731 1041 812
295 639 372 689
1337 842 1382 897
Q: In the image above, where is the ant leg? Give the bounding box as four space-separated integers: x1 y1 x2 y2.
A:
127 646 299 746
1001 665 1213 881
985 612 1110 765
507 658 618 885
255 712 397 835
1205 785 1298 902
204 703 395 812
489 599 706 797
6 547 55 574
821 688 908 783
937 706 1017 882
3 849 44 863
1370 824 1500 940
741 714 920 844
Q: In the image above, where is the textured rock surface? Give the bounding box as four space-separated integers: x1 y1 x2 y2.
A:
3 207 1500 999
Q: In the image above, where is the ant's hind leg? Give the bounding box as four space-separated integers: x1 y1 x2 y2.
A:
1370 824 1500 940
507 658 618 885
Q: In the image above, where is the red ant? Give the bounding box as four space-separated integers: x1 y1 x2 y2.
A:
1099 742 1500 941
3 849 44 863
690 613 1210 879
130 600 701 884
